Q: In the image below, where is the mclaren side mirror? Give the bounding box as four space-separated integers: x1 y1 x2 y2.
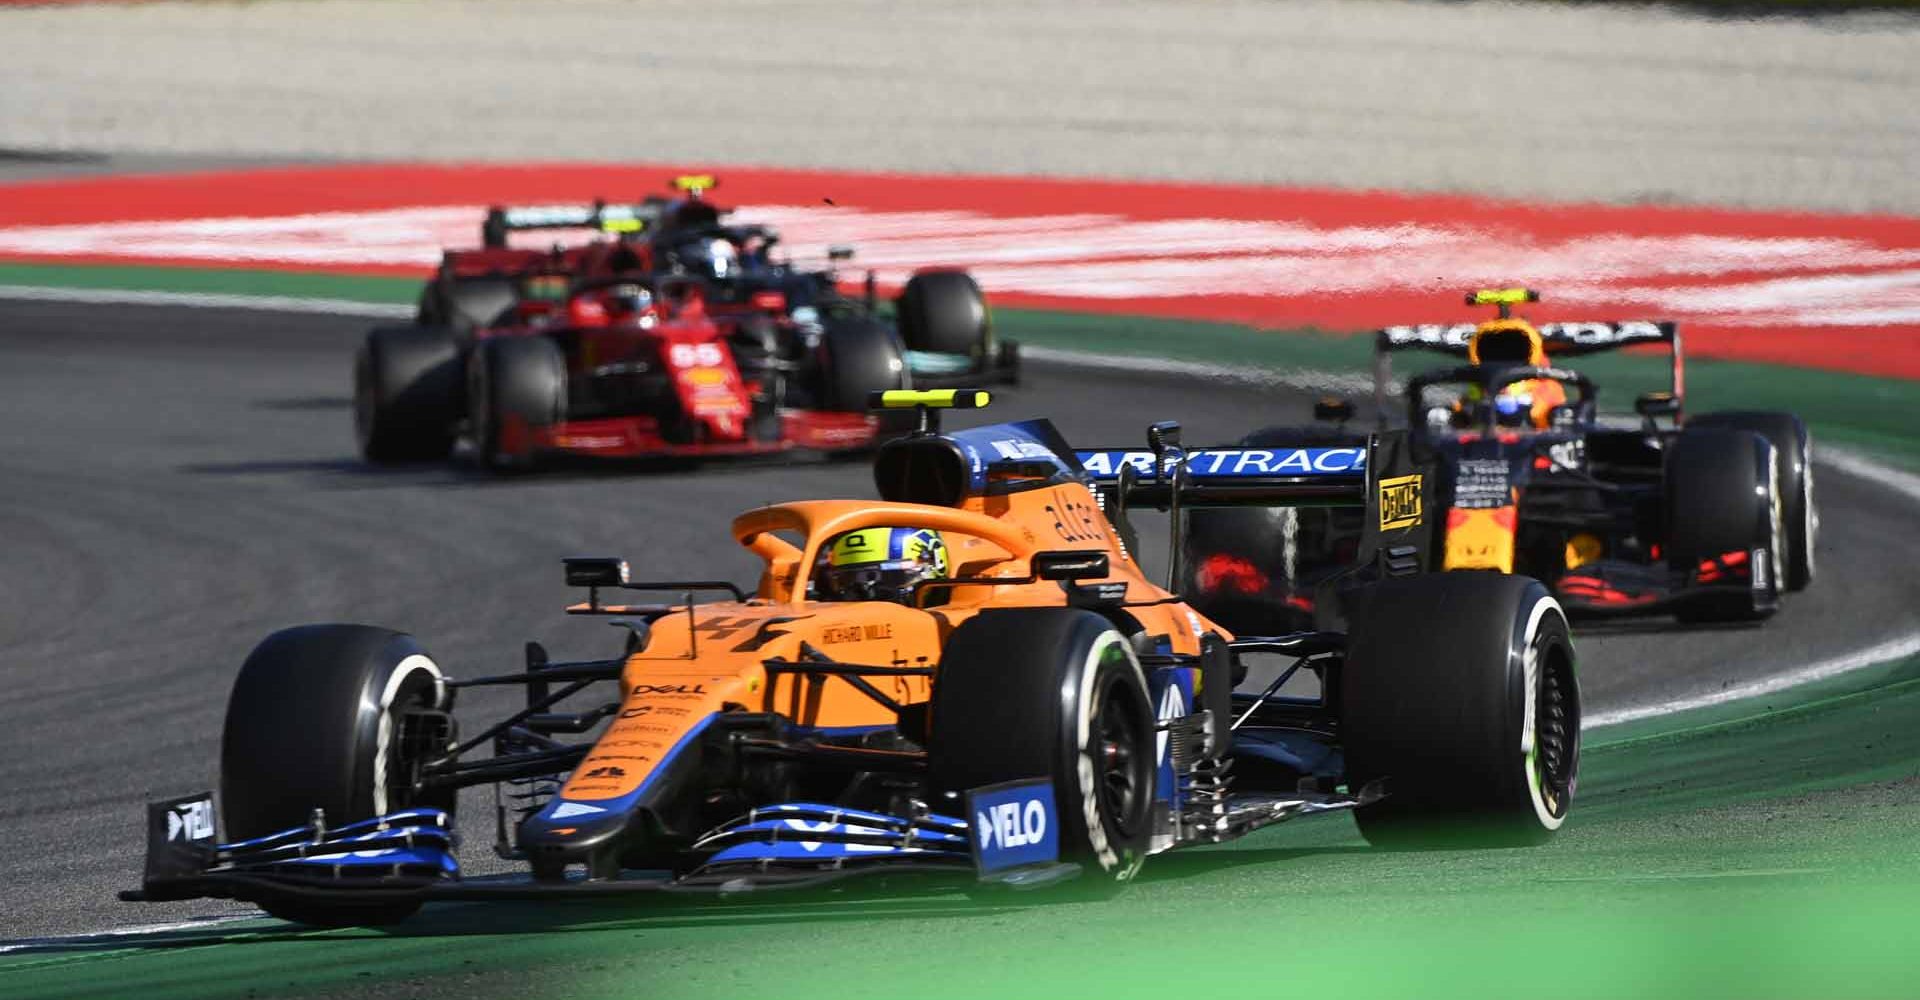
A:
1033 550 1110 582
563 557 631 588
1147 421 1182 454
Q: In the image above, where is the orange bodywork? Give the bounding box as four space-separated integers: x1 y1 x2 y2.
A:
1442 505 1519 574
559 480 1220 803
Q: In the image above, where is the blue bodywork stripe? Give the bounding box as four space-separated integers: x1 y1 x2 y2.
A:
528 712 718 827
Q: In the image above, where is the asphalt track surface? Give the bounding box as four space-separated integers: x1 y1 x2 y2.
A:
3 296 1918 940
2 0 1918 214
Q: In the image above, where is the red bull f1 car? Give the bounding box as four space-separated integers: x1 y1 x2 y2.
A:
127 390 1579 926
1185 289 1815 630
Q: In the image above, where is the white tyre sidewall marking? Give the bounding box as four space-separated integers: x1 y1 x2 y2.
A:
1520 595 1569 831
372 653 444 816
1802 433 1817 583
1074 629 1146 880
1766 446 1785 602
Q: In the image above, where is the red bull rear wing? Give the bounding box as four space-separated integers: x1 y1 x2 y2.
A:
1373 320 1683 424
1377 320 1677 357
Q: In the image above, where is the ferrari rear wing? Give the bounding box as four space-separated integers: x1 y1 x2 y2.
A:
481 201 664 248
1372 320 1683 425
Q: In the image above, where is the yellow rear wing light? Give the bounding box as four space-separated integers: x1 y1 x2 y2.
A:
870 389 991 410
672 174 718 197
1467 288 1540 306
868 388 991 434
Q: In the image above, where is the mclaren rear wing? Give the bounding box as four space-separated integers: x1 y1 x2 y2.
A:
1077 422 1433 588
1372 319 1683 424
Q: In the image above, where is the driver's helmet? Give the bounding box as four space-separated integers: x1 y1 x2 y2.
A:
603 282 653 320
820 527 949 604
566 295 610 328
1493 390 1534 427
1468 320 1555 428
1468 319 1546 367
679 237 738 280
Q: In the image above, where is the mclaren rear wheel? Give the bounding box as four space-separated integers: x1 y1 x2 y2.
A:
1341 573 1580 848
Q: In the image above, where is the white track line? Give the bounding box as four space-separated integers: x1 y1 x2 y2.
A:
0 914 259 955
0 283 411 318
1588 443 1920 729
1585 631 1920 729
1020 344 1375 395
4 283 1917 729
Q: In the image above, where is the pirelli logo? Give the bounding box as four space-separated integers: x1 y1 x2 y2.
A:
1378 474 1424 531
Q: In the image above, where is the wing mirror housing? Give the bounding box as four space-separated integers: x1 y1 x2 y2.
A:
1147 420 1182 455
1313 397 1356 423
564 557 631 588
1033 550 1110 582
1634 392 1682 420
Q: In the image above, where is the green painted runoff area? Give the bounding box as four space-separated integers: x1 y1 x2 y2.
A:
5 260 1920 998
6 653 1920 1000
5 261 1915 467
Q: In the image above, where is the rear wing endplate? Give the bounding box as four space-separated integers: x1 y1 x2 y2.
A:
482 201 663 248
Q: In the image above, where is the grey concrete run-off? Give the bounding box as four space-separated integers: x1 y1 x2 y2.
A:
0 0 1916 214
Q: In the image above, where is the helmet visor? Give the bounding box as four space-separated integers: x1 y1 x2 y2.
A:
1477 330 1534 364
827 560 926 602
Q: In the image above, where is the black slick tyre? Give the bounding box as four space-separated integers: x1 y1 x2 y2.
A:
818 316 910 438
1665 428 1783 623
1341 574 1579 848
1687 411 1814 592
221 624 454 926
353 325 461 462
418 276 517 335
929 609 1155 888
897 270 991 362
468 335 566 471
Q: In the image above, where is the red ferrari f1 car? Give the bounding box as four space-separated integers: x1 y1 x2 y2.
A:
353 176 1015 469
355 271 905 468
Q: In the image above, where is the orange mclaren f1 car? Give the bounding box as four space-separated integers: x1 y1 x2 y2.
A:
127 390 1580 926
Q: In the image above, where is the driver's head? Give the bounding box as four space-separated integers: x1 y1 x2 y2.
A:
1493 389 1532 427
603 283 653 319
679 238 738 280
1469 321 1545 366
820 527 949 604
566 295 610 328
